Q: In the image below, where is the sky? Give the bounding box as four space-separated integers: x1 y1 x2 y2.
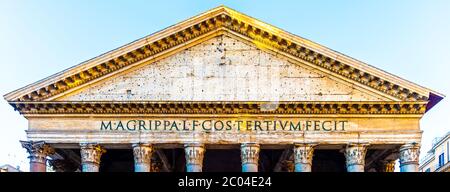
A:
0 0 449 171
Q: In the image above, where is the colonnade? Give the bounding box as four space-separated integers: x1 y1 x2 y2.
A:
20 141 420 172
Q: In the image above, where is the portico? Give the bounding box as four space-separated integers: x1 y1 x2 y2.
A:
17 141 421 172
5 6 443 172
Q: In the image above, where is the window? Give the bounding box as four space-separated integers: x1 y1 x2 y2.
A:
438 153 445 168
425 168 431 172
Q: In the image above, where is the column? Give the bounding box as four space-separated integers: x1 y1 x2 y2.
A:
133 144 154 172
379 160 396 172
184 143 205 172
20 141 55 172
344 143 369 172
241 143 260 172
80 143 106 172
399 143 420 172
293 143 316 172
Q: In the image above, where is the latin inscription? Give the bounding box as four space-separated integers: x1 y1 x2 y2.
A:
100 119 348 132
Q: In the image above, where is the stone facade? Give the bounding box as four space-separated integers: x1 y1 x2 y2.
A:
6 6 443 172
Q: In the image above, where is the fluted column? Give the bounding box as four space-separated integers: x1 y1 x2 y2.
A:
399 143 420 172
344 144 369 172
293 143 316 172
20 141 55 172
133 144 154 172
241 143 260 172
184 143 205 172
80 143 106 172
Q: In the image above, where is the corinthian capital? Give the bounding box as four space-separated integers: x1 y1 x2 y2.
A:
399 143 420 165
184 143 205 166
241 143 260 165
20 141 55 164
133 144 154 164
344 143 369 166
80 143 106 165
380 160 396 172
293 143 316 165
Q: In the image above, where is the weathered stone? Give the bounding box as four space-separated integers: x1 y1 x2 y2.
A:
60 36 384 102
6 6 442 173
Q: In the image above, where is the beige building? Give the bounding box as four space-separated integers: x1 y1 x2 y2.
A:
419 131 450 172
0 164 21 172
3 6 444 172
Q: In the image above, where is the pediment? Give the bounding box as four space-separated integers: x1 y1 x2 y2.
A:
4 6 443 112
56 35 390 102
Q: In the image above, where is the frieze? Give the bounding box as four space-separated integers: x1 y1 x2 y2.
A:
11 101 427 115
100 119 348 132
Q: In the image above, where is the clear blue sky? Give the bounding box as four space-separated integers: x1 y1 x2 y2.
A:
0 0 449 171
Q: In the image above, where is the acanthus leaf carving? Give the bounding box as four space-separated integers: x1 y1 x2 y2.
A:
80 143 106 166
293 143 316 165
184 143 205 166
241 143 260 165
132 144 154 164
344 143 369 166
399 143 420 165
20 140 55 164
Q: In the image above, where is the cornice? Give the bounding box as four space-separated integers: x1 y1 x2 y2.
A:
3 6 443 104
436 162 450 172
9 101 427 115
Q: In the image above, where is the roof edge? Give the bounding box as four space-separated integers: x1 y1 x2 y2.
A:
3 5 444 104
3 5 228 101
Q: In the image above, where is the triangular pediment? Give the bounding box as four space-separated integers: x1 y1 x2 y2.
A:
55 35 391 102
4 6 443 111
